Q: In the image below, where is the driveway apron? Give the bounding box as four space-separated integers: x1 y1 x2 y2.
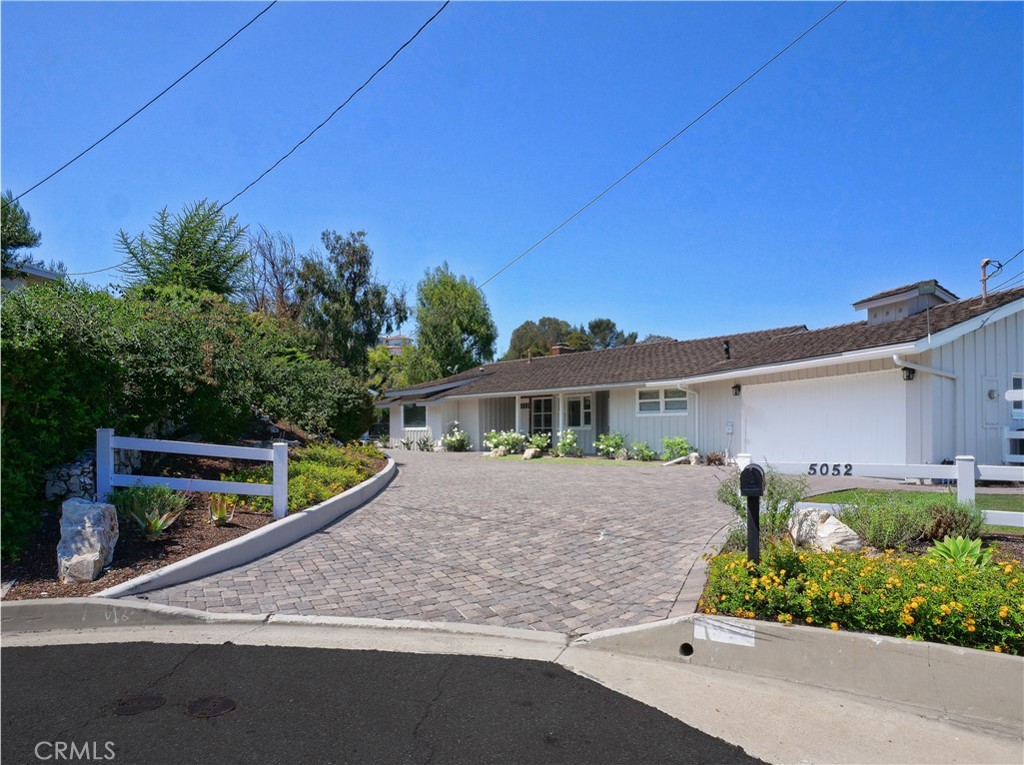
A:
138 452 735 633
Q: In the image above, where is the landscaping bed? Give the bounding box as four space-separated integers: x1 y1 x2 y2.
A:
1 432 388 601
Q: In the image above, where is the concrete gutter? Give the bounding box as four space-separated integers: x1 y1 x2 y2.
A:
92 457 396 599
568 613 1024 737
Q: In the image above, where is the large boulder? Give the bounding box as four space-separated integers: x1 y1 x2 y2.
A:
787 507 864 552
523 448 542 460
57 498 119 583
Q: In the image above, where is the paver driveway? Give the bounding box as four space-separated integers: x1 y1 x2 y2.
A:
139 452 737 633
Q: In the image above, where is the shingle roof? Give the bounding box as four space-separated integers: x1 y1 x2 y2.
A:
386 287 1023 401
853 279 958 306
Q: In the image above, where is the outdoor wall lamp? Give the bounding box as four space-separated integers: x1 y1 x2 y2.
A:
732 384 742 396
902 368 916 381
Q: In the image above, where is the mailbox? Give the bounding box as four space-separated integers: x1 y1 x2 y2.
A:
740 464 765 497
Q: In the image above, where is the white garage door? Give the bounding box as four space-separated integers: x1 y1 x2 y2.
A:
742 372 907 464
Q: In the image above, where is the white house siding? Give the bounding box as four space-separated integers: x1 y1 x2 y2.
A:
692 380 743 458
919 311 1023 465
607 387 697 455
453 399 481 451
740 370 908 464
480 397 516 444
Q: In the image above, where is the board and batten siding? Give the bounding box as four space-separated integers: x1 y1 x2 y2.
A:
740 370 908 464
919 311 1023 465
606 387 696 454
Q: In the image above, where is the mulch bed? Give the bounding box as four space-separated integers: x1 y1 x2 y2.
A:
982 532 1024 563
1 419 386 601
1 493 273 600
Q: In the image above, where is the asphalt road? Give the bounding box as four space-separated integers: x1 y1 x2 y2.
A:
2 642 763 765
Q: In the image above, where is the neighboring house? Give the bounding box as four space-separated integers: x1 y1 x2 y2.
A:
382 280 1024 466
1 262 61 292
379 334 414 356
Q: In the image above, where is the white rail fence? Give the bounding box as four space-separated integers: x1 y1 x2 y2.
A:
95 428 289 519
1004 427 1024 465
737 453 1023 519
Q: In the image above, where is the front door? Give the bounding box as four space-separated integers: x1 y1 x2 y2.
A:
566 394 593 449
530 397 553 435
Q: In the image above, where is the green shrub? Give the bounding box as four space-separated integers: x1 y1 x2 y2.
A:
922 497 984 541
554 429 582 457
595 431 627 458
527 432 551 451
701 545 1024 654
441 421 472 452
483 430 527 453
662 436 692 460
631 441 659 461
416 434 434 452
704 451 726 466
218 442 377 514
716 467 808 541
928 536 993 568
111 484 188 540
832 492 931 549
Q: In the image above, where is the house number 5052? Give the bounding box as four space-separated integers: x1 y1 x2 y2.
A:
807 463 853 476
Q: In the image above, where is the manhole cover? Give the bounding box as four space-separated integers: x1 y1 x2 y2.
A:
114 695 166 716
186 696 237 719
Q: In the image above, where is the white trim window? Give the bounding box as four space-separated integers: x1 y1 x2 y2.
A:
567 395 592 427
637 388 688 415
1013 374 1023 420
402 403 427 428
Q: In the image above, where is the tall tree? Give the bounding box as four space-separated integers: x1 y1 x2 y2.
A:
503 316 572 360
1 190 42 277
296 229 408 376
243 226 301 321
587 318 637 350
117 199 249 295
414 263 496 377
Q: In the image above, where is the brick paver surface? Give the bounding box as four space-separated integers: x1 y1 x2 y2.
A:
140 453 742 633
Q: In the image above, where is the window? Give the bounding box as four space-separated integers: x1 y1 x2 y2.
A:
402 403 426 428
567 395 592 427
531 397 553 434
636 388 688 415
1013 375 1023 420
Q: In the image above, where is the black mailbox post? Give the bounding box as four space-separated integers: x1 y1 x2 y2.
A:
740 464 765 565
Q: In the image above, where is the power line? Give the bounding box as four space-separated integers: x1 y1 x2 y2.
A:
64 2 449 278
5 1 278 208
217 0 450 211
478 0 848 289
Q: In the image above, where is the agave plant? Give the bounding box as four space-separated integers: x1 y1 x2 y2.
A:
208 494 236 527
927 536 993 568
130 506 183 540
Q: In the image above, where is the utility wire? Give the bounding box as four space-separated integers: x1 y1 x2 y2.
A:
5 1 278 208
63 1 449 278
478 0 847 289
217 0 450 211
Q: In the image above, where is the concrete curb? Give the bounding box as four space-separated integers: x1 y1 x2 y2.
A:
568 613 1024 736
92 457 396 599
0 598 567 662
669 521 732 618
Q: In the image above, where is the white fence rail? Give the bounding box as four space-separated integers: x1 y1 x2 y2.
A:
736 453 1024 507
1004 427 1024 465
96 428 289 519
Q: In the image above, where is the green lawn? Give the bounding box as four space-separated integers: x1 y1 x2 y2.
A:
984 524 1024 535
486 454 662 466
807 488 1024 513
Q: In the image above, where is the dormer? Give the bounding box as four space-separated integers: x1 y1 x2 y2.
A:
853 280 958 326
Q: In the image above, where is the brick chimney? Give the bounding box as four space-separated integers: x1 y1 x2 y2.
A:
550 343 574 356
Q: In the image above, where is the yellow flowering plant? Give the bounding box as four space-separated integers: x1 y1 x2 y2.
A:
701 543 1023 654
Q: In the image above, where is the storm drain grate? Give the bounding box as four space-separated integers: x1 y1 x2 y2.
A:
186 696 237 719
114 695 166 716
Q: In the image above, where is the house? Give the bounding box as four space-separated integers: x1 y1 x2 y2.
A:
382 281 1024 466
1 262 61 292
378 334 414 356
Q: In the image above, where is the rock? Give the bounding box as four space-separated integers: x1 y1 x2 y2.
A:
787 508 864 552
67 476 81 495
688 452 701 466
491 447 509 458
523 448 541 460
614 448 630 461
57 498 119 583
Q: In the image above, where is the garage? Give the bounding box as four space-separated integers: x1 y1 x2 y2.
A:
741 371 907 464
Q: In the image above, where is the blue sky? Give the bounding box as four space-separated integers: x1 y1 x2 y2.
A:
3 2 1021 354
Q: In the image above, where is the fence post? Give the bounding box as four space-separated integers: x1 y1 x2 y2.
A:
96 428 114 501
955 455 976 505
272 441 289 519
736 453 752 469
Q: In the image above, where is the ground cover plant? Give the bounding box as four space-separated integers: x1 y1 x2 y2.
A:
830 492 984 549
217 441 386 514
701 543 1024 654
